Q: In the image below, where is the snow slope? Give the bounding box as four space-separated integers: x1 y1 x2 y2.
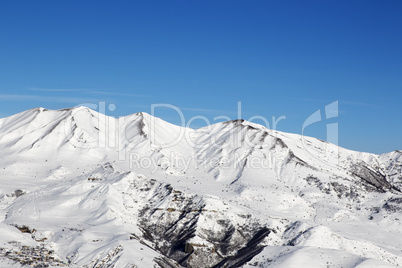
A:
0 107 401 267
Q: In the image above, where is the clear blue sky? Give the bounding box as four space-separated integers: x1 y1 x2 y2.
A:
1 0 401 154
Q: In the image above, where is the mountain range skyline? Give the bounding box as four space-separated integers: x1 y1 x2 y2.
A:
1 0 402 154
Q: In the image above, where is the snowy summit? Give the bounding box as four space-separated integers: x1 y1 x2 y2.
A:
0 107 401 267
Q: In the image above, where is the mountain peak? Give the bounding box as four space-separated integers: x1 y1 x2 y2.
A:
0 107 401 267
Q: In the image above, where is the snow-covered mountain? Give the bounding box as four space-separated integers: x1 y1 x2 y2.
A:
0 107 401 267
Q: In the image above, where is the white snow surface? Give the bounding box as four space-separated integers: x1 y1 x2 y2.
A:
0 107 401 267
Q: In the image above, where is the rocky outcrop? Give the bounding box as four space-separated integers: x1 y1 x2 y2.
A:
135 178 271 267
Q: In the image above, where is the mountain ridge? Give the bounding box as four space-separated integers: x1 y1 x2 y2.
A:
0 107 401 267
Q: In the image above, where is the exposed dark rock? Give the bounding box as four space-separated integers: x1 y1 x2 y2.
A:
134 175 271 268
138 184 205 267
0 244 65 267
329 182 359 199
351 164 400 193
154 256 182 268
212 227 270 268
14 189 25 197
304 176 360 200
383 197 402 212
13 224 35 234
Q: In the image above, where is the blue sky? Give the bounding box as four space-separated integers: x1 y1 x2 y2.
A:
1 0 401 154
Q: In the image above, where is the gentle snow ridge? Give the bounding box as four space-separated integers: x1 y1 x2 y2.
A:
0 107 401 267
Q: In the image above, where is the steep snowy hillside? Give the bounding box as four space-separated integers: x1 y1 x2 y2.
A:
0 107 401 267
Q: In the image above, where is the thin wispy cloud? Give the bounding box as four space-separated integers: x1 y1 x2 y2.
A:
298 97 330 103
141 104 235 114
0 94 99 104
27 87 87 92
340 100 378 108
26 88 148 97
180 107 232 113
118 105 239 117
298 98 377 108
89 91 148 98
